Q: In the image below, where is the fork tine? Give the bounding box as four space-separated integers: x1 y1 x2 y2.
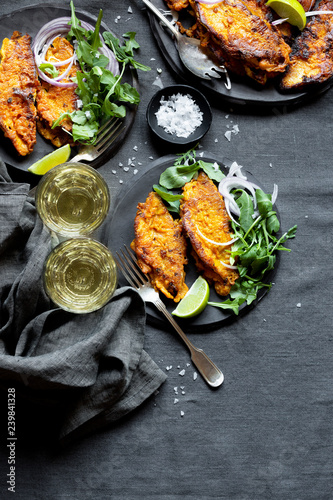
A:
95 120 124 152
121 246 148 286
96 117 119 142
115 248 146 288
115 253 138 289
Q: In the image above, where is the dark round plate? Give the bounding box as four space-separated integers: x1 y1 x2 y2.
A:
145 0 331 108
105 152 280 332
0 4 138 174
146 84 212 145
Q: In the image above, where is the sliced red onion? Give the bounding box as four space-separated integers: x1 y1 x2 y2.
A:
305 10 333 16
32 16 119 87
272 10 333 26
195 225 239 246
227 161 248 180
219 260 238 270
271 183 278 205
193 0 222 4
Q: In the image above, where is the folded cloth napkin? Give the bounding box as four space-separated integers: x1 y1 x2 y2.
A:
0 159 166 445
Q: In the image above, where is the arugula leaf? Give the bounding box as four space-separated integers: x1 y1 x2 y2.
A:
235 190 254 232
153 184 183 213
39 63 59 78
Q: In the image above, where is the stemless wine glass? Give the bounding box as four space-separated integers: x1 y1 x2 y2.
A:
43 237 118 314
35 162 110 238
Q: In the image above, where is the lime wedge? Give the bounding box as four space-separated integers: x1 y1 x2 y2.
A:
28 144 71 175
267 0 306 30
172 276 210 318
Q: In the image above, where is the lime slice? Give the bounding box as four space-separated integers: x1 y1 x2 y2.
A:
28 144 71 175
267 0 306 30
172 276 210 318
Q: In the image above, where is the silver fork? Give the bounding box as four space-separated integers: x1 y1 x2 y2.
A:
142 0 231 87
70 117 125 163
115 245 224 388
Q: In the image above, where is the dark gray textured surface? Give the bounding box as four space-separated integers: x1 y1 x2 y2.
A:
0 0 332 498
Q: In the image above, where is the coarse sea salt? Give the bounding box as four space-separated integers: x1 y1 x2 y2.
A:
155 93 203 138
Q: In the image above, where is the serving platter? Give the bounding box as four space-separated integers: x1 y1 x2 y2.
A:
105 152 280 332
145 0 332 108
0 4 138 174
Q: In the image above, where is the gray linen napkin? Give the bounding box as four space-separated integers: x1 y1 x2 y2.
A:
0 159 166 445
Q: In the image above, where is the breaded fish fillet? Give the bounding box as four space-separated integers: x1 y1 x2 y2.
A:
281 0 333 91
0 31 38 156
187 0 291 85
131 192 188 302
181 172 238 296
36 36 78 147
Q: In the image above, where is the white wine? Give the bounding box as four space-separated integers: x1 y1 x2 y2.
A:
44 238 117 313
35 162 110 237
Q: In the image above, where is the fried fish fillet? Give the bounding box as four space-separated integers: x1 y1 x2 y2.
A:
36 36 78 147
0 31 38 156
187 0 291 85
180 172 238 296
280 0 333 91
131 192 188 302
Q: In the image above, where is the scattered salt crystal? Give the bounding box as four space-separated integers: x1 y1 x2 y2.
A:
138 162 142 166
123 167 129 172
119 180 123 184
128 6 132 13
180 411 185 417
150 58 156 61
181 391 186 395
166 365 172 371
157 68 163 74
225 130 232 141
297 303 302 308
186 363 190 367
118 162 123 167
155 93 203 138
133 169 138 175
153 76 164 88
149 156 154 160
174 398 179 404
233 124 239 134
174 386 178 393
215 138 218 143
133 146 138 151
111 170 116 174
193 372 198 381
179 369 185 376
269 162 273 168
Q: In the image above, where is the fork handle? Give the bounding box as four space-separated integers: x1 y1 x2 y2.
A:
154 299 224 388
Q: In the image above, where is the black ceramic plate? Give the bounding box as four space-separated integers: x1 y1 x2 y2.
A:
145 0 331 108
105 152 279 332
0 4 138 173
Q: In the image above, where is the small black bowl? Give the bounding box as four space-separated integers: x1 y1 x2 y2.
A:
146 84 212 145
